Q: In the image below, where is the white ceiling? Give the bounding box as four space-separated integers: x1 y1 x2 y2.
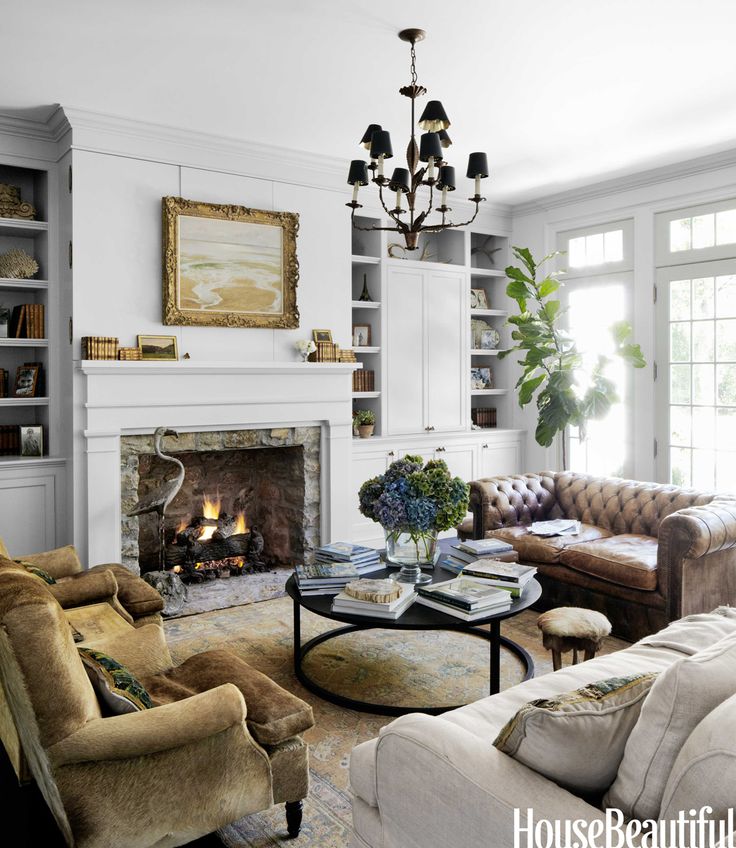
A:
4 0 736 204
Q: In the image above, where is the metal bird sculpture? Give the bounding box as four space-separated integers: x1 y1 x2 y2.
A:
128 427 185 571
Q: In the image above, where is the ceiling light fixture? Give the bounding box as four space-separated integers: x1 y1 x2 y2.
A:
346 28 489 252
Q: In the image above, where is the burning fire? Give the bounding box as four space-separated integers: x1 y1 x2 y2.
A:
187 492 247 542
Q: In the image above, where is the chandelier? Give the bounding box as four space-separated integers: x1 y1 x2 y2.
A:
346 28 489 252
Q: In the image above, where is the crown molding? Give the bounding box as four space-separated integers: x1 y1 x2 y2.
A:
511 146 736 217
0 105 70 162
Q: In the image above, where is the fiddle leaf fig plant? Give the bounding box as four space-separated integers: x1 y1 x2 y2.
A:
499 246 646 469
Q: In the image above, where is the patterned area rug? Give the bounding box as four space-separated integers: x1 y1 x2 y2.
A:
164 597 628 847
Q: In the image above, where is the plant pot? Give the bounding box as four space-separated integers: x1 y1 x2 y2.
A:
384 528 437 585
358 424 374 438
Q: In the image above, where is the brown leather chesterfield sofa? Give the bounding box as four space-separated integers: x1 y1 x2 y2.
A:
467 471 736 641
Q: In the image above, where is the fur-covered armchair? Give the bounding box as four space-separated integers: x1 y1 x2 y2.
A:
0 558 313 847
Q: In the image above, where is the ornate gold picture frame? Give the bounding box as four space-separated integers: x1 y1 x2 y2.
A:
162 196 299 328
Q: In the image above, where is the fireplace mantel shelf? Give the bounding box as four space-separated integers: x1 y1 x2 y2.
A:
79 360 362 376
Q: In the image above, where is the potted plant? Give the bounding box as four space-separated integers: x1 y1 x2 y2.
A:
499 246 646 469
354 409 376 439
359 455 469 584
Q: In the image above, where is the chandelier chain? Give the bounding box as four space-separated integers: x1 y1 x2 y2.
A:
410 42 418 87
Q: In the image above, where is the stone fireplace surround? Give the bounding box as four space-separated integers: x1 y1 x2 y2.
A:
77 361 358 569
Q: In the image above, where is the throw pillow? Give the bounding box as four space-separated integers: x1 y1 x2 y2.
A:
493 673 658 795
605 630 736 821
78 647 153 714
15 560 56 584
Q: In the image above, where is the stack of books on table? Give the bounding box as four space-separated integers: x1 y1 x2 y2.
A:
331 581 416 620
455 559 537 598
295 543 382 595
440 537 517 575
415 577 513 621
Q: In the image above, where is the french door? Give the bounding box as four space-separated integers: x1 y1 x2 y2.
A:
655 259 736 488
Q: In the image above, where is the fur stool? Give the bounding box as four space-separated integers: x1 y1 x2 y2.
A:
537 607 612 670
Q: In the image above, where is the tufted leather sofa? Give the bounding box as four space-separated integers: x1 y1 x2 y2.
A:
467 471 736 641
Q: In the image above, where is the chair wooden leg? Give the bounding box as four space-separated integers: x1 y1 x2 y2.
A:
552 649 562 671
584 647 596 661
286 800 303 838
572 648 579 665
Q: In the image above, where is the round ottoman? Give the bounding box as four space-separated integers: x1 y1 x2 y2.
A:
537 607 612 670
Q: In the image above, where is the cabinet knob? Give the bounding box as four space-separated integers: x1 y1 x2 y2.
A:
482 444 489 449
436 446 446 452
429 425 435 431
387 450 395 457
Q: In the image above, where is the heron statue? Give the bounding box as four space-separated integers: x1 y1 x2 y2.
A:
128 427 185 571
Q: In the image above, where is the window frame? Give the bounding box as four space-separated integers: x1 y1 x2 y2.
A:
556 219 634 280
655 197 736 266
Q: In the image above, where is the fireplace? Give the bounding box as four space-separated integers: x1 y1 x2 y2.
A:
120 427 320 575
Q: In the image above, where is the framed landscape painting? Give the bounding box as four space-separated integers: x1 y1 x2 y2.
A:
162 196 300 328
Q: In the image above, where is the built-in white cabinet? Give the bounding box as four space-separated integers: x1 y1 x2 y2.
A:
0 458 66 554
385 266 466 435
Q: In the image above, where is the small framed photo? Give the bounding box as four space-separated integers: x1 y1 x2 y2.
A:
20 425 43 457
352 324 371 347
312 329 333 344
137 334 179 361
470 288 489 310
14 365 39 397
471 367 493 390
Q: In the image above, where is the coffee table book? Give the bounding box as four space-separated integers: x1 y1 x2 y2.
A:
456 538 515 556
317 542 380 562
331 583 417 620
417 577 512 614
461 560 537 586
414 594 512 622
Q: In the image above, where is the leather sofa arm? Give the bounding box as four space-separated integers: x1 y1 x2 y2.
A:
468 472 558 537
48 684 248 766
659 497 736 559
369 714 603 848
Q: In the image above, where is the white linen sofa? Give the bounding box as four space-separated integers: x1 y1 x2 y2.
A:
349 609 736 848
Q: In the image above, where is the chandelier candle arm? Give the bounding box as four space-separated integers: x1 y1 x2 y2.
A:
346 28 489 251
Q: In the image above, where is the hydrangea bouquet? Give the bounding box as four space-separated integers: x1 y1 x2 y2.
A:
359 455 469 584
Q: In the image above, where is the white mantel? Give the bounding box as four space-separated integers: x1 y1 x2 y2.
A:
77 360 359 567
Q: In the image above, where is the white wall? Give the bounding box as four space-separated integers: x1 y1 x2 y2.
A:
511 155 736 480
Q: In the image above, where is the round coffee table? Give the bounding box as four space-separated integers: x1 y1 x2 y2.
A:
286 558 541 716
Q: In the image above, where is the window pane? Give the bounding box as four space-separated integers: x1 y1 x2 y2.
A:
568 236 586 268
718 364 736 405
586 233 604 266
604 229 623 263
671 364 691 404
670 218 692 252
716 319 736 361
669 279 691 320
716 408 736 449
692 406 715 448
692 449 716 488
692 278 715 319
716 209 736 245
671 447 692 486
716 450 736 489
670 322 691 361
716 275 736 317
670 406 691 446
692 322 715 362
694 364 715 404
691 214 715 249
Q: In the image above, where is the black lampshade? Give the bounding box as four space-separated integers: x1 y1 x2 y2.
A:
369 130 393 160
466 152 489 179
359 124 382 150
418 100 450 132
438 130 452 148
437 165 456 191
347 160 370 186
388 167 411 194
419 132 443 163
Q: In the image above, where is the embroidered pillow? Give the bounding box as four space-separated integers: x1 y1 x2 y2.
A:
494 673 658 795
78 647 153 714
15 560 56 584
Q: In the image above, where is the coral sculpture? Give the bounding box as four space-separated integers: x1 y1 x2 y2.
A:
0 249 39 279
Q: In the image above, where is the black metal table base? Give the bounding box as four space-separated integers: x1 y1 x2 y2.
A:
292 599 535 717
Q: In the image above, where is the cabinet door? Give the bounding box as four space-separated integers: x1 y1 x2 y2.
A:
425 270 467 432
385 268 425 435
478 440 522 478
350 446 397 544
434 443 475 483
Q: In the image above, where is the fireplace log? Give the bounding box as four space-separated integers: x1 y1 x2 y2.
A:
167 532 251 566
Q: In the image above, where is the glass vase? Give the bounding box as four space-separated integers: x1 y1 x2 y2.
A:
384 528 437 585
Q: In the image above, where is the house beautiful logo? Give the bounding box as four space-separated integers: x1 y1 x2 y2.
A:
514 807 736 848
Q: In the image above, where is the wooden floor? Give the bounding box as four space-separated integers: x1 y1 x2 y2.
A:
0 744 225 847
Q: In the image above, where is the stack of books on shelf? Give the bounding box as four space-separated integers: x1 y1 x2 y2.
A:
295 542 382 595
450 559 537 598
415 577 513 621
352 369 375 392
471 407 497 428
440 537 517 575
9 304 45 339
332 579 416 620
82 337 120 360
